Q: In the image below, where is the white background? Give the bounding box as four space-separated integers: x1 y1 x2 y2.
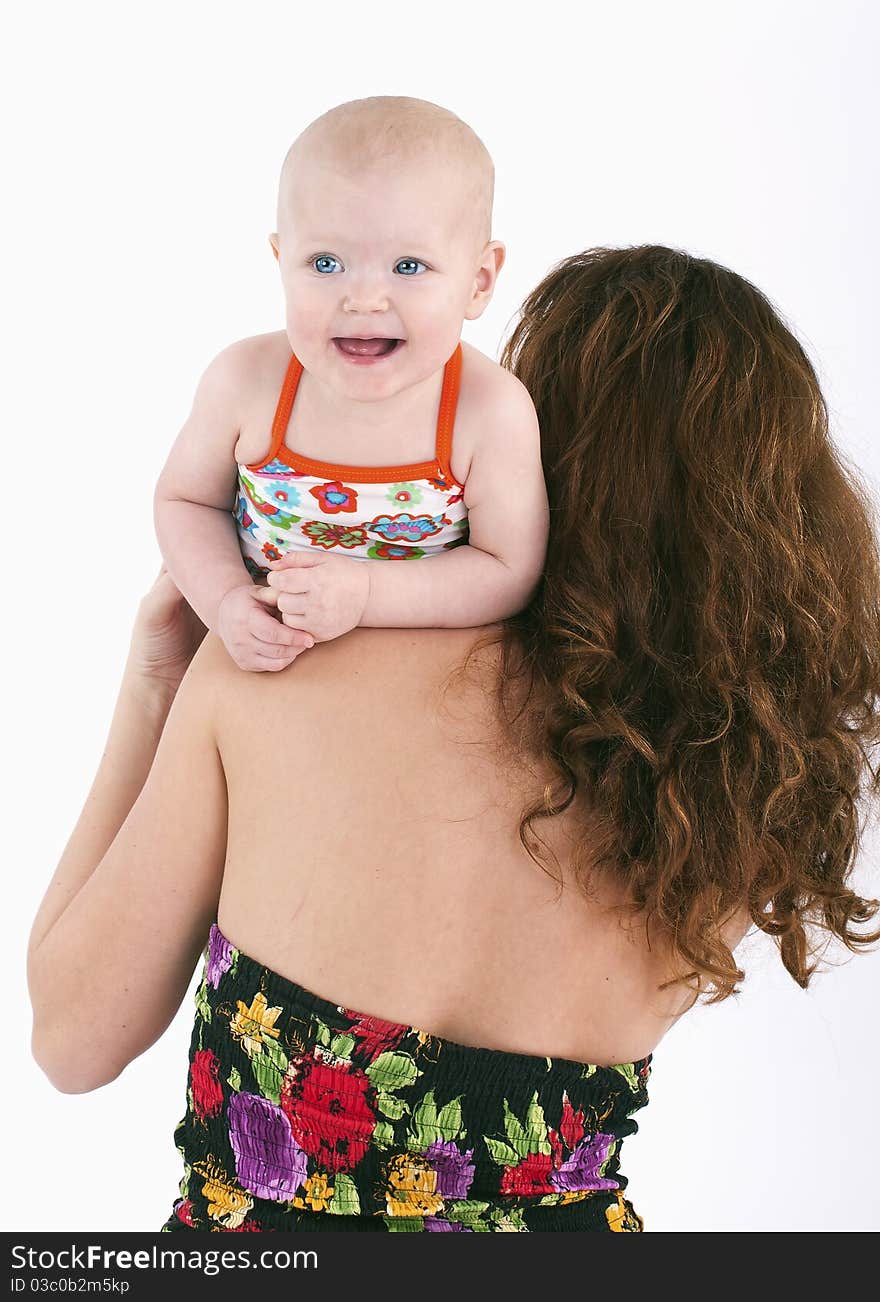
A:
3 0 878 1232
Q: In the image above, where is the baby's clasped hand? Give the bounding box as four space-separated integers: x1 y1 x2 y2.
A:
217 582 314 673
265 550 371 644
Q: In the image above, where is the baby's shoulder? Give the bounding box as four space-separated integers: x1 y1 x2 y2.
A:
459 340 536 413
208 330 289 395
208 332 292 466
457 341 539 461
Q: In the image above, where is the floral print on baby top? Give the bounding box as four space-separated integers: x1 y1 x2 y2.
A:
161 923 651 1233
233 343 469 577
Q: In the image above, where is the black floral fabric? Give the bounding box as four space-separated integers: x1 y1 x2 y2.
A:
161 923 650 1232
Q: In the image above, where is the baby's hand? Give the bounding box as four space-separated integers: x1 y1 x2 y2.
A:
217 583 314 672
266 552 371 644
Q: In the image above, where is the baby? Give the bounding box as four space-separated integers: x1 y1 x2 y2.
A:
154 96 549 671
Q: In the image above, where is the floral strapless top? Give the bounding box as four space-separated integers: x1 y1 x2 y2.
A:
162 923 651 1233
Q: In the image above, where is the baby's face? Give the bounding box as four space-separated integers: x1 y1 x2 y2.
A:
271 155 502 398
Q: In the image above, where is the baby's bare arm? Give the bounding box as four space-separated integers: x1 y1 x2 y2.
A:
360 377 549 626
154 340 260 631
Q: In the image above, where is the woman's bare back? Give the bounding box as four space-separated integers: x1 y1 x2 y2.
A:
210 624 705 1066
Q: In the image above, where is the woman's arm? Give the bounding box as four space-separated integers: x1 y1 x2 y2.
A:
26 571 229 1094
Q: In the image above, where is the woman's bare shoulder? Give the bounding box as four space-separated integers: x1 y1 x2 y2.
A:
192 624 505 701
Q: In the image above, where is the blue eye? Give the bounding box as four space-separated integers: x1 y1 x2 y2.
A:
310 255 428 276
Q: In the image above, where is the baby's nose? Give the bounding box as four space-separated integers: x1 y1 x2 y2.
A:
342 278 391 313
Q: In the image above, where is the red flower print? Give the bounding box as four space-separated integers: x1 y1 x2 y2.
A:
174 1199 195 1227
262 543 283 562
558 1091 587 1151
223 1218 267 1232
256 501 280 517
499 1151 555 1195
311 481 358 514
280 1055 377 1174
190 1049 224 1121
344 1011 408 1059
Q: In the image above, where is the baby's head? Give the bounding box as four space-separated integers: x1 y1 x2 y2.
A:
270 96 505 393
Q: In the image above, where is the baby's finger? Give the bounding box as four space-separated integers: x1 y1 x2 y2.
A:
281 613 315 635
275 592 307 619
252 585 279 608
267 570 312 595
252 609 314 650
251 649 303 672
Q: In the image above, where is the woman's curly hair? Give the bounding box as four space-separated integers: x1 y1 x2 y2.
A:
476 244 880 1001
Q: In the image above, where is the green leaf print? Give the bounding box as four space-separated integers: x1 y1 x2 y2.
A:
194 975 212 1024
502 1099 531 1159
436 1096 464 1139
614 1062 639 1092
498 1095 551 1160
489 1207 529 1232
446 1199 491 1229
408 1089 439 1149
525 1092 551 1153
328 1173 360 1216
329 1032 356 1060
365 1050 420 1091
251 1048 284 1105
377 1090 409 1120
263 1037 289 1075
227 1066 242 1093
314 1017 332 1049
385 1218 424 1232
372 1120 396 1150
484 1136 520 1166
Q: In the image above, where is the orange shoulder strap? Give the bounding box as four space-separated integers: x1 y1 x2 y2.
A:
435 342 463 482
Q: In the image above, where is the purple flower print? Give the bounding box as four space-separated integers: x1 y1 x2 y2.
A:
422 1140 476 1199
205 924 233 990
550 1132 619 1193
228 1092 309 1202
424 1218 472 1231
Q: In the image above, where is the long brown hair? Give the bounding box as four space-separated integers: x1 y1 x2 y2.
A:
478 244 880 1000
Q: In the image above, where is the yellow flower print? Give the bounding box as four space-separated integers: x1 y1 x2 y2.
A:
294 1172 335 1213
193 1157 253 1229
230 991 283 1058
385 1153 445 1217
606 1191 644 1232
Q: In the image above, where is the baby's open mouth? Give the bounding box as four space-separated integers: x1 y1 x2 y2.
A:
334 338 403 357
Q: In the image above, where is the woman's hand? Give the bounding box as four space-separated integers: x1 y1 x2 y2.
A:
126 566 209 694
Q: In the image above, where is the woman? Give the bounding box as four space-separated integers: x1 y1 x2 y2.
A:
27 245 880 1233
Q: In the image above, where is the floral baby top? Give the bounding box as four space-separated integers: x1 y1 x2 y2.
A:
162 923 651 1233
233 342 469 578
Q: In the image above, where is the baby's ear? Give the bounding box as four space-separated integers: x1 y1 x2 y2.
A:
268 233 280 260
